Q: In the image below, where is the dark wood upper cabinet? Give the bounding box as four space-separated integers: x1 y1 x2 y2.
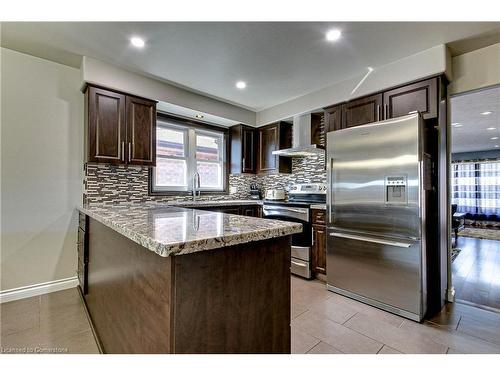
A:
126 96 156 166
310 113 326 147
230 124 256 174
87 86 126 164
85 85 157 166
324 104 343 132
343 93 383 128
257 122 292 174
259 125 278 172
383 77 438 120
323 76 440 131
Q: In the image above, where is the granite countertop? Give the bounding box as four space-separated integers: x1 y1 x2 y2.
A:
78 204 301 257
173 199 263 207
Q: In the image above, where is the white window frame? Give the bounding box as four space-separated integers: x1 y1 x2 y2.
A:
151 119 227 194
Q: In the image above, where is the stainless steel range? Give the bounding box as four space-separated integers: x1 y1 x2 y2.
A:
262 183 326 279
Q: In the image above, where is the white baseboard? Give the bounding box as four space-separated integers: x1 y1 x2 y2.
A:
0 276 79 304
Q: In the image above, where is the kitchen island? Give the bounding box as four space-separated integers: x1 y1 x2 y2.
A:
77 204 302 354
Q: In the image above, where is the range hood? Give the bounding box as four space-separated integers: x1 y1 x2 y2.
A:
272 114 325 157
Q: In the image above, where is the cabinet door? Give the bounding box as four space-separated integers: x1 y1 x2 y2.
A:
324 104 343 132
88 86 126 164
242 127 256 173
218 207 241 215
258 124 278 172
312 225 326 274
383 78 437 120
126 96 156 166
344 94 382 128
240 206 260 217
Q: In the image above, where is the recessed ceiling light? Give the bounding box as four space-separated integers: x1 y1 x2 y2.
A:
236 81 246 89
130 37 145 48
326 29 342 42
495 145 500 148
491 136 499 140
481 111 493 115
487 127 497 130
195 114 204 119
452 123 462 128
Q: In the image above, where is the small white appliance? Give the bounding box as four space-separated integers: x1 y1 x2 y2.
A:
264 189 286 201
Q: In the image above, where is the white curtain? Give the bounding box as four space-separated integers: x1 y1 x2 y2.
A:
451 160 500 216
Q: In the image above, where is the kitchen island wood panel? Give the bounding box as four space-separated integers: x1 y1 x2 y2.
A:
84 217 291 354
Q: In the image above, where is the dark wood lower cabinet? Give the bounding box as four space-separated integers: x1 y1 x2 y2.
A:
194 204 261 217
214 207 240 215
77 213 89 294
83 217 291 353
312 224 326 275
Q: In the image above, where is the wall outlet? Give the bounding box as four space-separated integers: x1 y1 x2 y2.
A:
230 186 238 194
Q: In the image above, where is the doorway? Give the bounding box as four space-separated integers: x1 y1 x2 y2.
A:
449 84 500 311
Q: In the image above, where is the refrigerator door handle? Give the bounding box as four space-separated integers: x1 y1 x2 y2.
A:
329 232 413 248
327 157 334 224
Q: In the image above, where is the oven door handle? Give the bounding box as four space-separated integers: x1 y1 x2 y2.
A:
291 260 308 268
263 206 307 214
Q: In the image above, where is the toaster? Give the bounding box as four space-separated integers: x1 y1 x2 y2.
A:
264 189 286 200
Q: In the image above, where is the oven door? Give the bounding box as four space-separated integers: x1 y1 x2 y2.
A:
263 205 312 278
262 205 311 248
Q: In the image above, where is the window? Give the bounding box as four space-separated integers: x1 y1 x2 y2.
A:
451 160 500 216
151 117 227 193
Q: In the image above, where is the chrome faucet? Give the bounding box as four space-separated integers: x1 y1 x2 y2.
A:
192 172 201 201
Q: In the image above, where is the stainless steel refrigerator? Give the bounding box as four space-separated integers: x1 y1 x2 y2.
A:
326 114 431 322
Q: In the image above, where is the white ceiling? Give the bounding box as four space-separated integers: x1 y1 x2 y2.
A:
2 22 500 112
451 85 500 153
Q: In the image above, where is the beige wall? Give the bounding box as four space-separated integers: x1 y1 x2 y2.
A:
257 45 450 125
449 42 500 95
1 48 83 291
82 56 256 126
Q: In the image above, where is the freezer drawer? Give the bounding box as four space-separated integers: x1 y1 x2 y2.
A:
291 258 312 279
326 231 424 320
291 246 310 261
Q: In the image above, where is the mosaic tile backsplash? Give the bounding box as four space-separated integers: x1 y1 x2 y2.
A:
83 153 326 206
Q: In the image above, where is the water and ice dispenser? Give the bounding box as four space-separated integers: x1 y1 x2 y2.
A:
385 176 407 204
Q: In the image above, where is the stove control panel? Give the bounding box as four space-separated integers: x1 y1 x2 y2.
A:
289 183 327 194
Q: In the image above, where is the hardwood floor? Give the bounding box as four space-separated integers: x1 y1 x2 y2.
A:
2 275 500 354
452 236 500 310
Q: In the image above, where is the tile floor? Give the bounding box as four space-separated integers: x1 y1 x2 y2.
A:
1 277 500 354
291 276 500 354
0 288 98 354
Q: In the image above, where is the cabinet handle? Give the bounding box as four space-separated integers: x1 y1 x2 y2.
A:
121 142 125 161
376 105 380 121
385 104 389 119
242 157 245 169
128 142 132 162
